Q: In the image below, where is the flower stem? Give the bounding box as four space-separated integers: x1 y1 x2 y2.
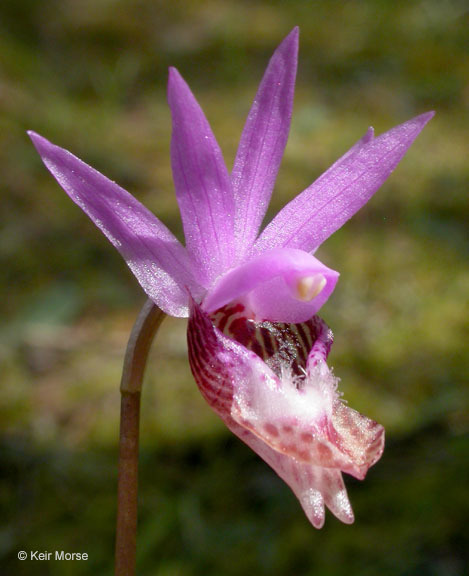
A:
115 299 165 576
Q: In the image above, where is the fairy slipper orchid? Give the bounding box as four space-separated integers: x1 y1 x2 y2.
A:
29 27 433 527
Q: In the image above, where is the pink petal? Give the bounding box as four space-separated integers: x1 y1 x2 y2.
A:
28 131 202 317
253 112 434 254
168 68 235 285
202 248 338 323
232 27 299 258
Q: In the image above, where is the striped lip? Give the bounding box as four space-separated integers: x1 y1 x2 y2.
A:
209 301 331 379
187 299 384 500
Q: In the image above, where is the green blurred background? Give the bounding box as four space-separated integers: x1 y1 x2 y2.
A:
1 1 468 574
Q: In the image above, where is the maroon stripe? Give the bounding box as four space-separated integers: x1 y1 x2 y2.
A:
257 324 277 360
190 302 333 414
188 304 234 412
210 303 332 380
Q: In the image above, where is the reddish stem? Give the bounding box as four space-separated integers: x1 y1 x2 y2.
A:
115 299 165 576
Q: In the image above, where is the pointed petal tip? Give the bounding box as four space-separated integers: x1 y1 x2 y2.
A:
279 26 299 53
412 110 435 128
364 126 375 143
422 110 436 121
342 511 355 525
27 131 59 163
287 25 299 42
167 66 180 88
375 110 434 147
300 491 325 529
399 111 435 135
167 67 187 100
168 66 180 80
312 516 325 530
27 130 47 149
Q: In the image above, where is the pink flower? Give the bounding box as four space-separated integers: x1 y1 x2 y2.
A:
29 28 433 527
